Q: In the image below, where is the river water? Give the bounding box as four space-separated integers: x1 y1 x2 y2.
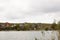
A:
0 31 59 40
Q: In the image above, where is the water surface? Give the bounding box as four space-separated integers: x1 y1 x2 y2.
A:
0 31 59 40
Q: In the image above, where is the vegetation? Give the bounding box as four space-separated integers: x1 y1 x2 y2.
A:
51 20 57 30
24 23 31 30
57 21 60 30
0 20 60 31
13 24 20 31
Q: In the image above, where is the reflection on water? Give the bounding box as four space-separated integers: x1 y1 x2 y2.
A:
0 31 59 40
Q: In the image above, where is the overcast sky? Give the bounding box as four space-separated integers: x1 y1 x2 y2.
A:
0 0 60 23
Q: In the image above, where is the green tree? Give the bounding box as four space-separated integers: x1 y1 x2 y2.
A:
51 20 57 30
57 21 60 30
14 24 20 31
4 26 13 31
24 23 31 30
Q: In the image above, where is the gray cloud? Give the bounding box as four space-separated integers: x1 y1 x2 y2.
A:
30 0 60 13
0 0 60 23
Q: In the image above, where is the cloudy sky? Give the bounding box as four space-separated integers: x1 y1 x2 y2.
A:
0 0 60 23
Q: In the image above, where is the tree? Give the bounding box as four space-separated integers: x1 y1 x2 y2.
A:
14 24 20 31
57 21 60 30
4 25 13 31
51 19 57 30
24 23 32 30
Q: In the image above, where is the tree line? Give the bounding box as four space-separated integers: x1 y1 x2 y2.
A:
0 21 60 31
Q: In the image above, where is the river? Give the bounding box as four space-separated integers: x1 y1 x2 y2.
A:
0 31 59 40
